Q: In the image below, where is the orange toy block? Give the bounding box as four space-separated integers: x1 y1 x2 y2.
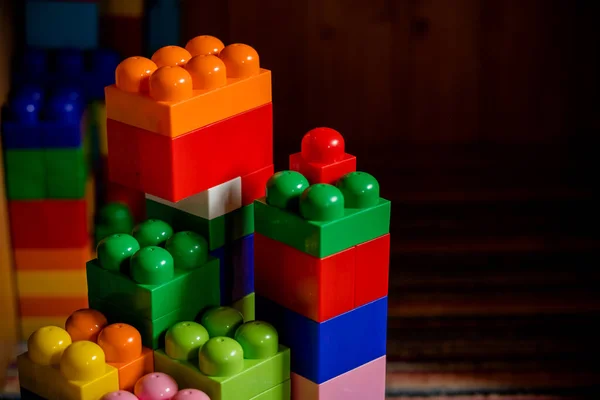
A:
105 35 272 138
19 297 89 317
14 246 92 270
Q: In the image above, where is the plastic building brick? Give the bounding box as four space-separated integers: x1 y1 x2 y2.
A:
232 292 256 323
25 0 99 49
254 233 355 322
146 201 254 251
3 150 45 199
289 128 356 185
210 233 255 305
16 269 87 297
17 327 119 399
355 233 390 308
146 0 180 54
107 103 272 202
65 308 108 342
94 202 135 244
291 356 386 399
256 295 387 384
254 171 391 257
154 314 290 400
250 380 290 400
45 148 88 198
103 179 146 224
241 164 274 206
14 246 93 271
146 177 242 221
105 37 272 138
8 199 88 248
133 372 178 398
19 298 89 318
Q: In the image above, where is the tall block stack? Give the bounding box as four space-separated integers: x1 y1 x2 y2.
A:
254 128 391 399
104 35 273 328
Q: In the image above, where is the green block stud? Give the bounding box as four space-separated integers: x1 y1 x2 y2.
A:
235 321 278 360
266 171 309 212
232 292 255 322
132 218 174 247
45 148 87 198
165 321 210 361
3 149 45 199
96 233 140 273
199 307 244 338
166 231 209 270
95 202 135 244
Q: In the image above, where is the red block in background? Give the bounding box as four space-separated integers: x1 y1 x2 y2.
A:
289 152 356 185
108 103 273 203
254 233 356 322
355 233 390 307
241 164 274 206
102 157 146 222
9 200 88 248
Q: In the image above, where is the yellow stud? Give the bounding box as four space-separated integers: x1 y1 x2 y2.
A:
28 326 72 366
60 341 106 381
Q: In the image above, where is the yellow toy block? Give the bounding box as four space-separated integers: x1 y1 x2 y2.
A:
16 269 88 297
18 326 119 400
20 317 66 341
100 0 144 17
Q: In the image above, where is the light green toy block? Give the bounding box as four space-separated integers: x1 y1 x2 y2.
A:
3 149 45 199
45 148 88 198
232 292 255 322
154 346 290 400
86 256 220 320
250 380 290 400
146 201 254 251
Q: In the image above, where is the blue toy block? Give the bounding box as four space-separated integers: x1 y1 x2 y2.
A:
146 0 180 54
1 85 84 149
25 0 99 50
210 233 255 305
256 295 388 384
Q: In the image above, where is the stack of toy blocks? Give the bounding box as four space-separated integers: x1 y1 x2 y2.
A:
104 35 274 321
254 128 391 398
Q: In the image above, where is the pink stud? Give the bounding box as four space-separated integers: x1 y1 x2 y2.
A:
101 391 139 399
173 389 211 400
134 372 178 400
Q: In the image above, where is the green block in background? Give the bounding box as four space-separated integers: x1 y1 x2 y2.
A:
146 201 254 251
3 149 45 199
254 197 391 258
86 257 220 321
154 346 290 400
232 292 255 322
251 380 290 400
45 148 87 198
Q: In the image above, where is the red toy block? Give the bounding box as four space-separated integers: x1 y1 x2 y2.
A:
355 233 390 307
289 127 356 185
255 233 355 322
241 164 274 206
108 103 273 202
8 200 89 248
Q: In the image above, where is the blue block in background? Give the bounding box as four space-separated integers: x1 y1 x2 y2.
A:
210 233 255 305
26 0 98 50
147 0 180 54
256 295 388 384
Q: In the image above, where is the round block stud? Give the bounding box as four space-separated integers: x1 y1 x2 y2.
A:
199 307 244 338
65 309 108 342
132 219 174 248
165 231 208 270
98 323 142 363
234 321 278 359
198 337 244 377
299 184 345 221
218 44 260 78
173 389 210 400
185 35 225 56
301 127 345 164
115 57 158 94
97 233 141 272
185 55 227 90
60 341 106 381
130 247 175 285
266 171 310 212
46 89 83 123
134 372 178 400
336 171 380 208
101 391 139 400
165 321 210 361
149 66 194 102
27 326 72 365
151 46 192 67
10 85 44 123
97 202 135 235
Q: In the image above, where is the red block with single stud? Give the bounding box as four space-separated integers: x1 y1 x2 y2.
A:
355 233 390 307
289 127 356 185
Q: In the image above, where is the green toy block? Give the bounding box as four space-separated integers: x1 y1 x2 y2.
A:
154 346 290 400
3 149 45 199
254 170 391 257
146 200 254 251
45 148 87 198
250 380 290 400
232 292 255 322
86 256 220 320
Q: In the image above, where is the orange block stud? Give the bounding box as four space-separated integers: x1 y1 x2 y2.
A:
105 35 272 137
66 309 108 342
98 323 154 391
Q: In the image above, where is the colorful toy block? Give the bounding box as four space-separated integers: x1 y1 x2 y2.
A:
232 292 256 323
107 103 273 202
45 148 88 198
291 356 386 399
146 176 242 221
256 295 387 384
25 0 99 50
355 233 390 308
19 297 89 318
105 38 271 138
14 246 93 271
154 311 290 400
3 150 45 199
254 170 391 257
289 128 357 185
211 233 255 305
250 380 290 400
241 164 274 207
16 269 88 297
94 202 135 243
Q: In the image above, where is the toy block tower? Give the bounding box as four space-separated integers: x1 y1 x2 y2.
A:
104 35 274 321
254 128 391 399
